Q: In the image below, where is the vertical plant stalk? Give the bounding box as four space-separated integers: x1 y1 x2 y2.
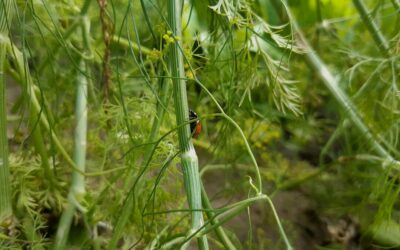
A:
54 12 90 249
283 1 399 167
71 59 89 198
97 0 114 102
352 0 390 56
0 0 13 223
167 0 208 248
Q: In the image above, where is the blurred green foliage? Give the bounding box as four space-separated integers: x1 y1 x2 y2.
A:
1 0 400 249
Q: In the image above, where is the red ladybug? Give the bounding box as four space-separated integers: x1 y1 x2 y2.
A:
189 110 202 138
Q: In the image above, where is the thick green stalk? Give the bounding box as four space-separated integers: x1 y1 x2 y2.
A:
0 0 13 223
54 60 89 249
54 12 90 250
54 56 89 248
167 0 208 248
283 2 399 168
352 0 390 56
71 59 88 197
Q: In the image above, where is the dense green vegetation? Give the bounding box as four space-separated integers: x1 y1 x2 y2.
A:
1 0 399 249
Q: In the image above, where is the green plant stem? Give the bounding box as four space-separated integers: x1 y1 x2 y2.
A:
71 58 89 196
29 118 55 187
0 0 13 223
7 42 77 169
174 195 292 250
112 35 153 55
53 58 89 249
352 0 390 56
20 74 55 186
54 202 75 249
283 1 400 169
54 7 91 249
201 184 237 250
167 0 208 248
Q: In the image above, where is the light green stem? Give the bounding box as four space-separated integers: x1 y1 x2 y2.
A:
71 58 88 196
54 201 75 249
283 1 399 168
167 0 208 248
54 58 89 249
29 118 55 187
7 42 78 171
54 6 91 249
112 35 153 55
352 0 390 56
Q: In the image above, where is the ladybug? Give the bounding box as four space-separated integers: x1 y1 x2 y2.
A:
189 109 202 138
